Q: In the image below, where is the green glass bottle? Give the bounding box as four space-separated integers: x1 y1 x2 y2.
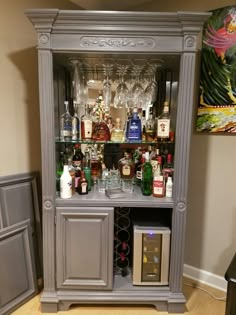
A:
83 151 92 191
141 152 153 196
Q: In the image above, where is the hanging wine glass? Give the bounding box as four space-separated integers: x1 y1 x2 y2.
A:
102 64 113 112
113 65 129 109
144 64 159 107
70 59 82 104
70 59 88 118
130 64 146 109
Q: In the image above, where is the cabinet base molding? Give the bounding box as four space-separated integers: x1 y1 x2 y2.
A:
40 289 186 313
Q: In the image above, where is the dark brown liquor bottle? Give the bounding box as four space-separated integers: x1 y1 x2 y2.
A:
77 171 88 195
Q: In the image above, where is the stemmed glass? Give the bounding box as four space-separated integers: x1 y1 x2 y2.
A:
130 64 146 108
70 59 88 117
144 64 159 107
113 65 129 109
102 64 113 112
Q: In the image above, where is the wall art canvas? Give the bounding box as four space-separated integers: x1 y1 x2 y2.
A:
197 5 236 132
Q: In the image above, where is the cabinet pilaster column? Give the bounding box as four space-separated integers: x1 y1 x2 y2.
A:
169 49 197 293
38 48 56 293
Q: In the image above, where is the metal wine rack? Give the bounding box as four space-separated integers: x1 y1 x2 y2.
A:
113 207 131 277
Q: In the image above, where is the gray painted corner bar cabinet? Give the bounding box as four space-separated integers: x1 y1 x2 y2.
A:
25 8 210 313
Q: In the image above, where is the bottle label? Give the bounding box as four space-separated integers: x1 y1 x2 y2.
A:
81 182 87 193
72 117 79 140
157 119 170 138
122 165 131 176
151 160 158 172
153 179 164 196
166 186 172 198
60 178 72 198
127 121 141 140
136 170 142 180
82 120 93 138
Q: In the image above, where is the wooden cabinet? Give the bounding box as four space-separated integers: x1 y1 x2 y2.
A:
56 207 113 290
25 8 210 313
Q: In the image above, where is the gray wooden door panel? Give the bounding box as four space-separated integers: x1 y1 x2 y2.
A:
56 207 114 290
0 178 37 230
0 173 42 278
0 220 37 315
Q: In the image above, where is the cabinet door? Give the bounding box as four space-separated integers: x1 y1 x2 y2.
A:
56 207 114 290
0 220 37 315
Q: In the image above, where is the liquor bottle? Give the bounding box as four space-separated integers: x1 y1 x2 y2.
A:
56 151 65 192
141 151 153 196
162 153 174 182
145 113 156 142
72 144 84 170
72 144 84 188
90 144 102 184
72 101 80 141
81 104 94 140
157 101 170 141
77 170 88 195
150 148 162 173
126 107 142 141
118 152 135 179
60 101 72 141
92 111 111 141
111 118 124 142
165 176 173 198
153 175 164 198
135 151 145 186
83 151 92 191
60 165 72 199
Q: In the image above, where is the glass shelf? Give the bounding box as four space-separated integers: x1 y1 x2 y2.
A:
55 138 174 146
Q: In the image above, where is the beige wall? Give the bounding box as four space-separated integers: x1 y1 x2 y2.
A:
0 0 236 278
0 0 78 175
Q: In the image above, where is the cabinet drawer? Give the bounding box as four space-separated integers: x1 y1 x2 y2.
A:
56 207 114 290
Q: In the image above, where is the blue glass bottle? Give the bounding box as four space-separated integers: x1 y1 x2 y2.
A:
126 107 142 141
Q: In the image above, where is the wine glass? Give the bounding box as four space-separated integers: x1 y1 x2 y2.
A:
145 64 159 106
70 59 88 118
130 64 146 108
102 64 113 112
113 65 129 109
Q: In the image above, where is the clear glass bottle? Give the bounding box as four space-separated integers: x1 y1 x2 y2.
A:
118 152 135 180
60 101 72 141
141 152 153 196
156 101 170 141
92 111 111 141
126 107 142 141
90 144 102 185
111 118 124 142
72 101 80 141
81 104 94 140
145 113 156 142
60 165 72 199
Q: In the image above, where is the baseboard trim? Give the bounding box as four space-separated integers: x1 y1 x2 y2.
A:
183 264 227 292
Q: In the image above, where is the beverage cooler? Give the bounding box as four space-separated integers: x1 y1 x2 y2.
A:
133 225 171 285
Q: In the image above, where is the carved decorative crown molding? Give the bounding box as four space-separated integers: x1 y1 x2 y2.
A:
80 36 155 49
